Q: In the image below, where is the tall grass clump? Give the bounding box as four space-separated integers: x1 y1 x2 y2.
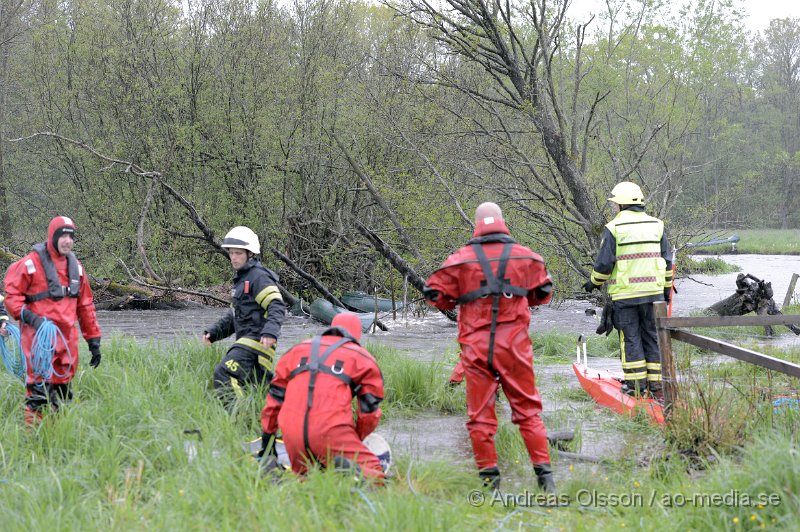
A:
680 255 740 274
664 343 800 456
368 344 465 416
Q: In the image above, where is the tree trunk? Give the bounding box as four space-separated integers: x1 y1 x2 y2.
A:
0 38 10 240
707 273 800 336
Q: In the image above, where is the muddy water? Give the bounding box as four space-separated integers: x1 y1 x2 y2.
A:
95 254 800 352
93 254 799 485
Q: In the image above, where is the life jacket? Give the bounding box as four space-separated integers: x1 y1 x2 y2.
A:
24 243 82 303
606 210 667 300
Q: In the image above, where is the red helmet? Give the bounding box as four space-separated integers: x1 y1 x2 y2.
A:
331 312 363 343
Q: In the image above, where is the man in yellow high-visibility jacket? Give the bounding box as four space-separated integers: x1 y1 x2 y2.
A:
583 182 673 397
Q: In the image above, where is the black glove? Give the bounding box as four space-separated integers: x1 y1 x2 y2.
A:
422 285 440 302
258 432 277 459
87 337 102 368
664 288 671 303
595 302 615 336
583 280 599 293
21 310 45 331
535 282 553 300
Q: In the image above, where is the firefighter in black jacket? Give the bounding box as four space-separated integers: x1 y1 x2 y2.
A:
203 226 286 401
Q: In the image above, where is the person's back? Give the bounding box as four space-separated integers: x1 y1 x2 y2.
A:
260 313 385 480
435 238 548 336
276 333 380 434
584 182 673 397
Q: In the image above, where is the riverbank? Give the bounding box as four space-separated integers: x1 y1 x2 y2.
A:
689 229 800 255
1 337 797 529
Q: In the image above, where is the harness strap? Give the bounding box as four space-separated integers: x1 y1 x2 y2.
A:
294 335 351 453
462 243 516 374
289 356 359 392
456 243 528 304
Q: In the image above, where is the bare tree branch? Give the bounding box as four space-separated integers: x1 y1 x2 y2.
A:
329 130 423 259
8 131 226 257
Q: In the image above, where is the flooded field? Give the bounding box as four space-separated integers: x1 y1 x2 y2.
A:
92 254 799 486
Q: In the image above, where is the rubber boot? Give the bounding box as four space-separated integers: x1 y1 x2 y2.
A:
479 466 501 491
649 382 664 403
259 455 285 484
24 407 43 426
533 463 556 493
621 381 646 397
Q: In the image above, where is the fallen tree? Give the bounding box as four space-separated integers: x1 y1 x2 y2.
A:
708 273 800 336
355 221 457 322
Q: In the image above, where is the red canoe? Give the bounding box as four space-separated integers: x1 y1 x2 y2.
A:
572 362 665 426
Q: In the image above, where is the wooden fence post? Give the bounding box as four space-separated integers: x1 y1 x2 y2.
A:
654 301 676 414
783 273 799 309
373 288 379 334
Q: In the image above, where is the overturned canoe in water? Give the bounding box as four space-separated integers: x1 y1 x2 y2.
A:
308 298 375 332
572 362 665 426
341 291 401 313
685 234 740 248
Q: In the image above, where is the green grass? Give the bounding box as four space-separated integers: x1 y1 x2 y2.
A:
692 229 800 255
533 330 620 363
681 255 741 275
369 345 465 416
1 336 799 529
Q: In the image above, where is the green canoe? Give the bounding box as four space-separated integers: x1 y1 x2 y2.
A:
308 298 375 332
341 291 401 313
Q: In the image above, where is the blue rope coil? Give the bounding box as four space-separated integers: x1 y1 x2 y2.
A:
0 322 25 381
21 308 72 381
773 397 800 411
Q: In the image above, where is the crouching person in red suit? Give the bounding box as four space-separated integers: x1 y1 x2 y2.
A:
424 202 555 492
259 312 385 480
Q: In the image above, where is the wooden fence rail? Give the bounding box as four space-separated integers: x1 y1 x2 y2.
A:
653 302 800 415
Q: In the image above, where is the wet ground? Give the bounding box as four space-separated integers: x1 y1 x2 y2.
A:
93 254 800 486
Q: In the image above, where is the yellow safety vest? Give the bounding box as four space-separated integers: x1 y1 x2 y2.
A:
606 210 667 300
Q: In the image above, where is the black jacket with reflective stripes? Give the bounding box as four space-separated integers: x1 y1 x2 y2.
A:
206 259 286 342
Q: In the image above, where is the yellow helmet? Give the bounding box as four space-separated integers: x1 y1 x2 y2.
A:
608 181 644 205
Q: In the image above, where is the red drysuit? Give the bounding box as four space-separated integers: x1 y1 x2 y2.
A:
261 313 385 479
4 216 101 415
426 216 553 471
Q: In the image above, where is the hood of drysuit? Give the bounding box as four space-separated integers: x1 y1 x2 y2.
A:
47 216 77 257
330 312 363 343
472 214 510 238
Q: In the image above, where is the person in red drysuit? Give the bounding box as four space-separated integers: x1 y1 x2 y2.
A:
259 312 385 480
424 202 555 492
4 216 102 423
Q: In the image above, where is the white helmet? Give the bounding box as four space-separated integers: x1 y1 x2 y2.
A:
608 181 645 205
221 226 261 254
